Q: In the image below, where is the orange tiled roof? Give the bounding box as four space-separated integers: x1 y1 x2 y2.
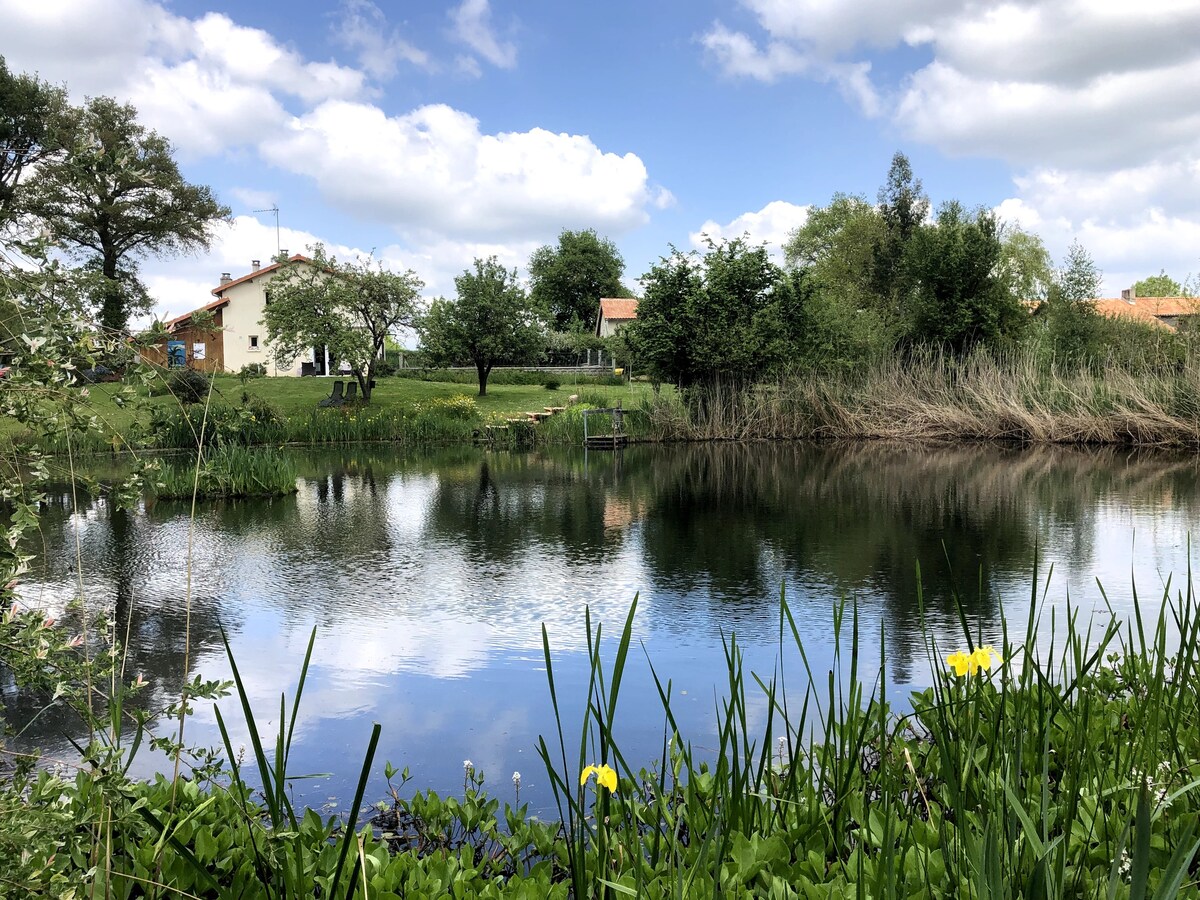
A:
212 253 311 296
599 298 638 321
1090 296 1199 331
165 297 229 331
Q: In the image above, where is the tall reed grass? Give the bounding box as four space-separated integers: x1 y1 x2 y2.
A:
151 445 299 499
536 575 1200 898
645 350 1200 446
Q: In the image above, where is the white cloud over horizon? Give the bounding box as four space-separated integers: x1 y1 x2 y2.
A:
703 0 1200 294
689 201 810 262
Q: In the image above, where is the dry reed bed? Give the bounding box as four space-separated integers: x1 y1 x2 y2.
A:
646 354 1200 447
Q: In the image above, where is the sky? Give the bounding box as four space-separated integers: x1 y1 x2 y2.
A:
4 0 1200 324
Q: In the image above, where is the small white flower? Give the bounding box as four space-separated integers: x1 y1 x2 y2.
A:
463 759 473 771
512 771 521 786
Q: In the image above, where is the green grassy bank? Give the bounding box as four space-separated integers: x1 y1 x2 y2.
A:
2 581 1198 898
0 371 660 454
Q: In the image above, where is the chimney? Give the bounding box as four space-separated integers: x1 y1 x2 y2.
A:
220 272 232 285
251 259 260 272
1121 287 1136 304
279 248 288 259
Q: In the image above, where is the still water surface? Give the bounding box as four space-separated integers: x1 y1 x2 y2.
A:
13 442 1200 812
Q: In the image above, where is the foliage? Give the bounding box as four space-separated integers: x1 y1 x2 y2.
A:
418 256 546 396
238 361 267 383
151 445 299 499
143 395 287 449
262 246 423 403
998 226 1054 303
167 366 212 404
905 201 1025 352
0 55 71 225
1036 241 1105 366
393 367 624 387
872 151 930 316
784 192 884 309
529 228 628 332
22 95 229 334
627 238 806 393
1134 270 1184 297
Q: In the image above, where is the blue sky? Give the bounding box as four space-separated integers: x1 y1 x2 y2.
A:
5 0 1200 321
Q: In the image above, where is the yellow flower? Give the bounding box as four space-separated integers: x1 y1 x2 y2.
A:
580 764 618 794
972 645 1000 671
946 645 1001 677
946 651 973 677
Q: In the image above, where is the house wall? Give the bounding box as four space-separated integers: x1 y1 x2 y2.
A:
598 317 633 339
143 312 226 373
219 276 304 376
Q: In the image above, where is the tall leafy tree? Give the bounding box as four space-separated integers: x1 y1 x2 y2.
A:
627 238 803 391
262 248 423 402
1039 240 1103 364
528 229 628 332
24 96 229 333
1134 271 1183 297
872 152 929 315
418 256 545 396
998 227 1054 303
0 57 72 226
784 193 884 306
905 202 1022 352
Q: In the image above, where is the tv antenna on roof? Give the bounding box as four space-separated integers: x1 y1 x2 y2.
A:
254 205 281 257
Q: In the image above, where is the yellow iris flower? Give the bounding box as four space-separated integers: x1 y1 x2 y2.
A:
946 645 1000 677
580 764 618 793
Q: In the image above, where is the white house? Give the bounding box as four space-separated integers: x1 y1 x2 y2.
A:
164 254 330 376
595 297 639 338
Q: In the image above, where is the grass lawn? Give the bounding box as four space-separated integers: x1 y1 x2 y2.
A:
0 372 662 450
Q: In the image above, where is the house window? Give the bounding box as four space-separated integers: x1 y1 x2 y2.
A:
192 342 206 361
248 335 260 351
264 289 271 306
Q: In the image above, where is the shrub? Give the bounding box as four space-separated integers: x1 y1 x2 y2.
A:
143 398 287 449
237 362 267 384
544 378 561 391
168 368 212 404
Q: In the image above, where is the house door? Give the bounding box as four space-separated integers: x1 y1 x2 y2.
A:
313 345 327 376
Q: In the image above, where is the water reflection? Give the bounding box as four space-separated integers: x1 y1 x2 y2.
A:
11 441 1200 809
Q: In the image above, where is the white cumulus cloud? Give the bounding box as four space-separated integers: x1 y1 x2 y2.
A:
689 201 811 262
260 101 659 242
706 0 1200 296
450 0 518 72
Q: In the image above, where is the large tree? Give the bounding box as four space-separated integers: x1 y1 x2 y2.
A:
528 229 628 332
24 96 228 334
997 227 1054 304
905 202 1023 352
418 256 545 396
0 57 72 226
784 192 883 307
1134 271 1183 297
262 248 423 402
871 151 930 316
627 237 804 391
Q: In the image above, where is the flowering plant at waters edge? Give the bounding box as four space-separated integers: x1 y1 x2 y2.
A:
580 764 618 794
946 645 1001 677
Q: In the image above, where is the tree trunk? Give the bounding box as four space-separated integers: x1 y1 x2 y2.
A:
357 369 372 402
476 361 490 396
99 243 125 336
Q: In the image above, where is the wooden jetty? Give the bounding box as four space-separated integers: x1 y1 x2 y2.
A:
582 402 628 450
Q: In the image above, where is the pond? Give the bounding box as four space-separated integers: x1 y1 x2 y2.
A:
11 441 1200 815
